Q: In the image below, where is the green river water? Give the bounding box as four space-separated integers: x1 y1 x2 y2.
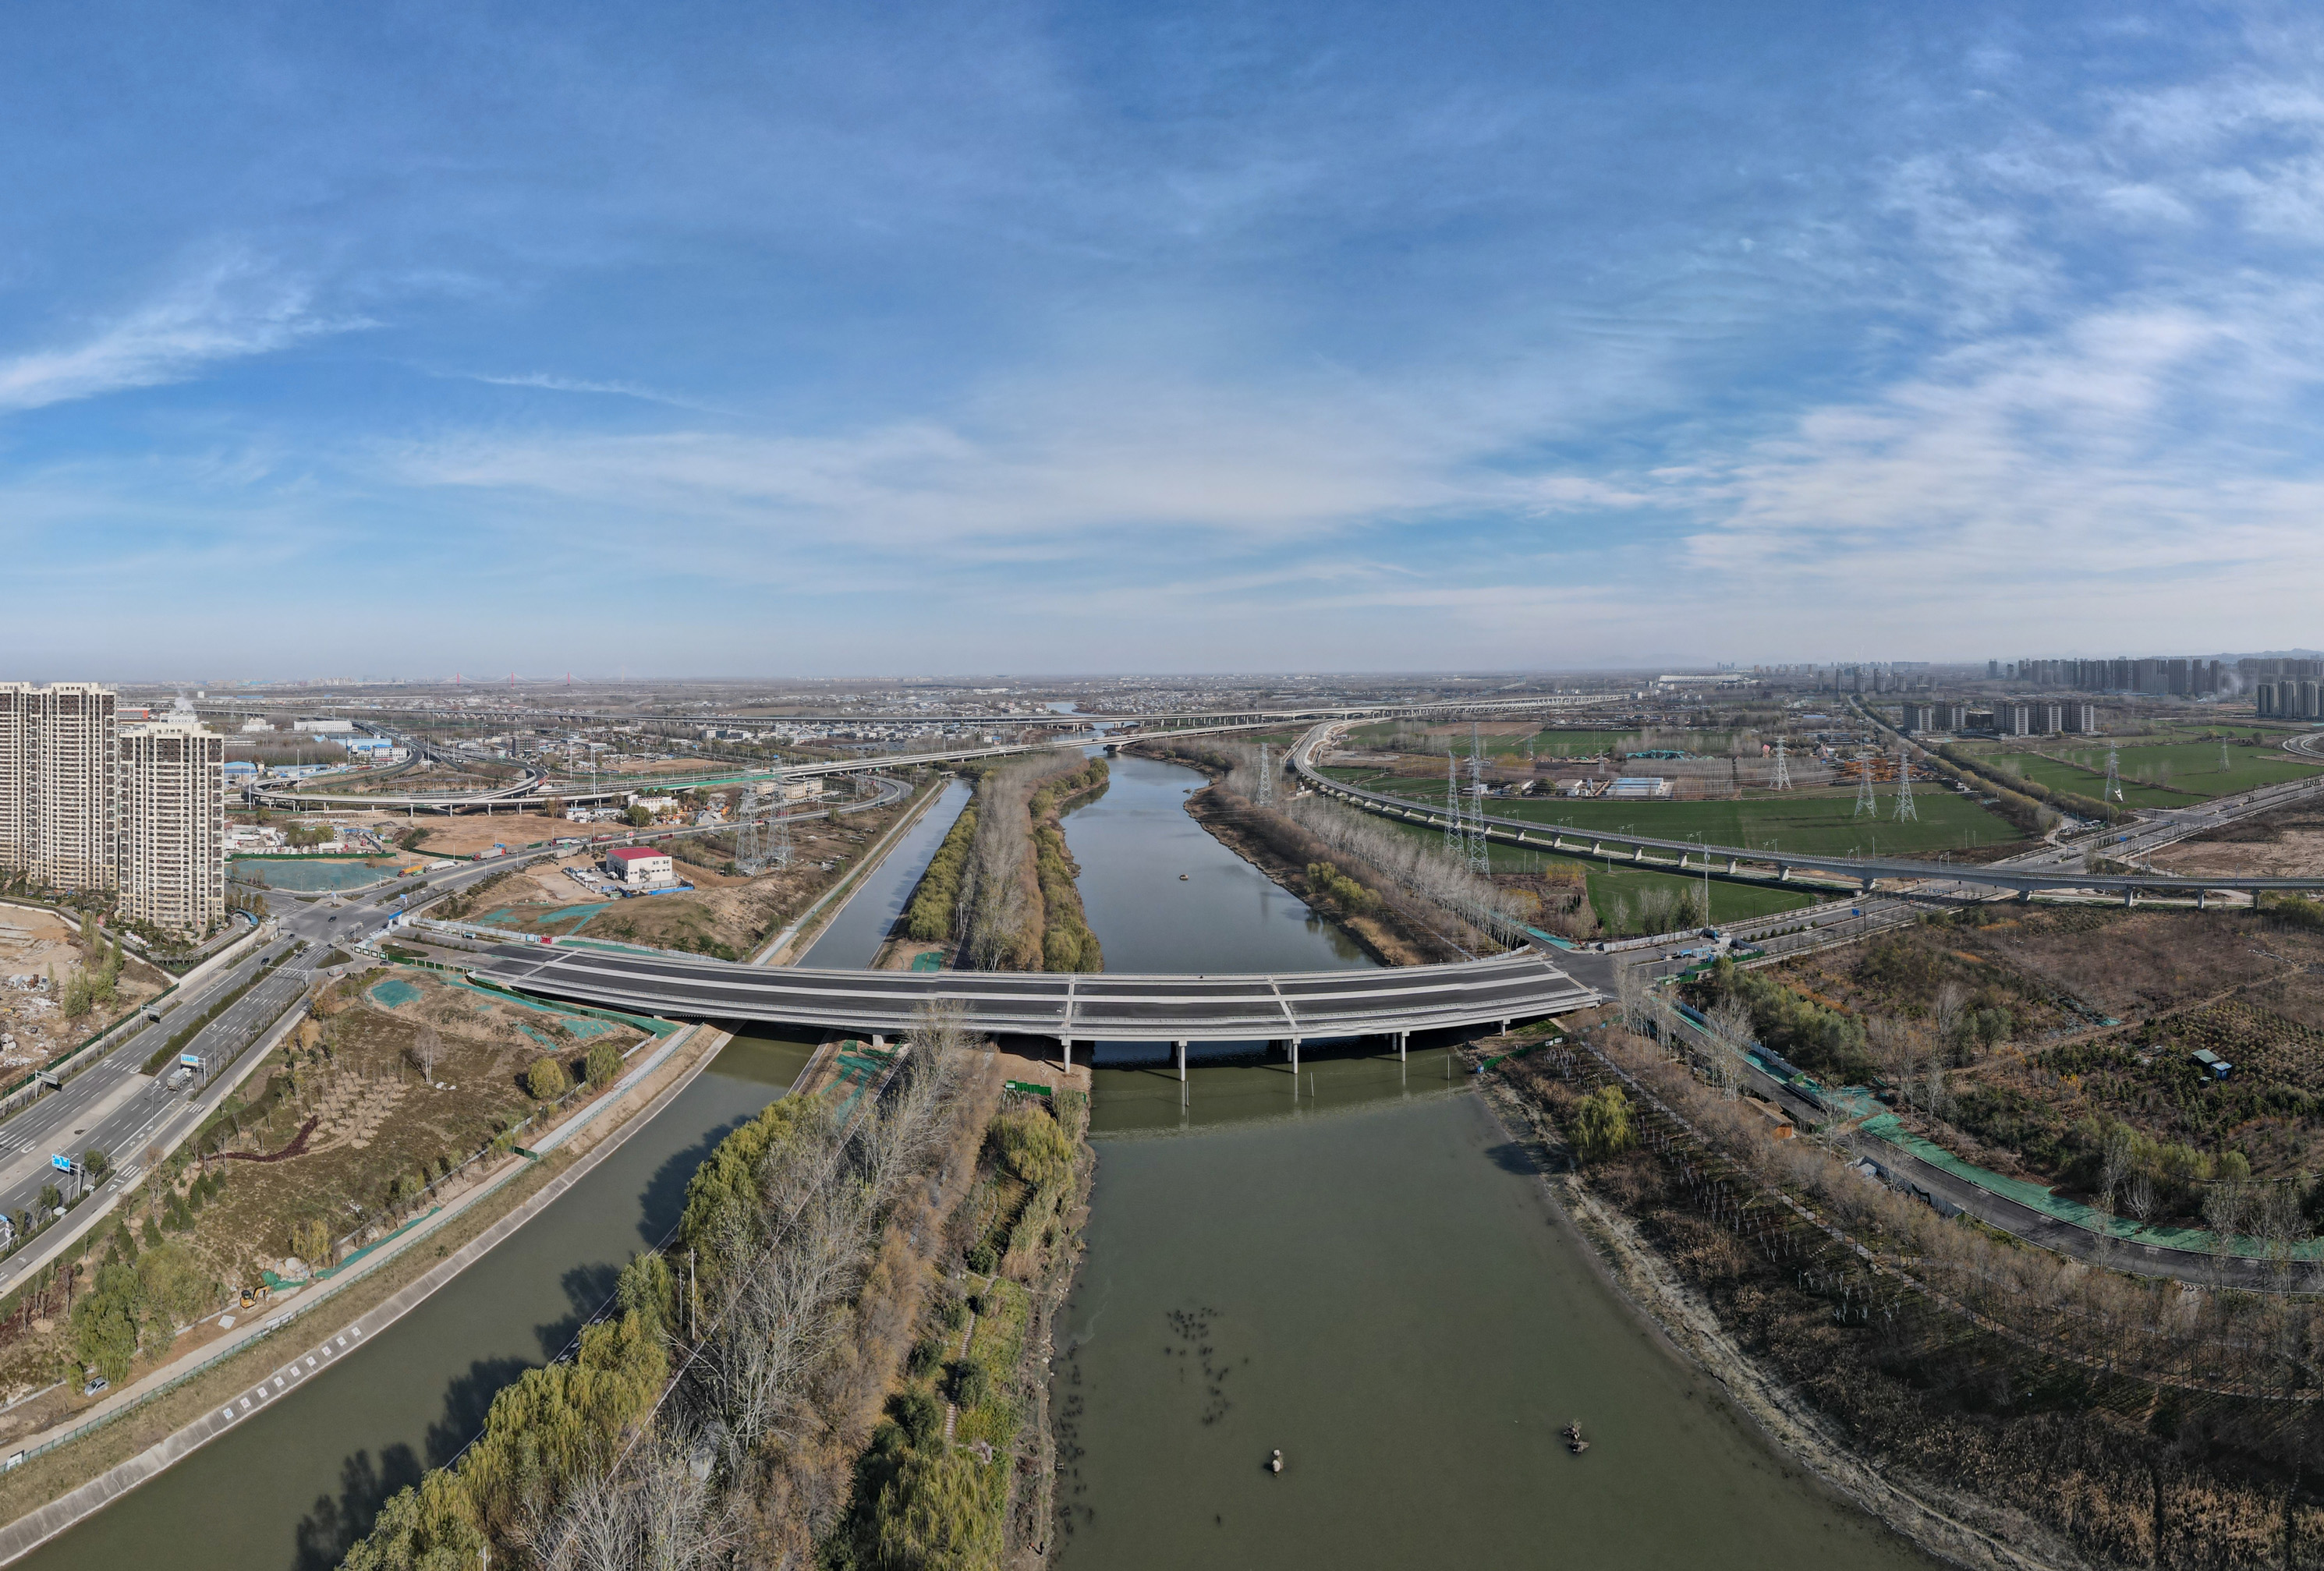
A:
16 752 1936 1569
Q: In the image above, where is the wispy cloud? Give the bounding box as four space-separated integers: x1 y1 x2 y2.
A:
460 370 715 411
0 254 355 415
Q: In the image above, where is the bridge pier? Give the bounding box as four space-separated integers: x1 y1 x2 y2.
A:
1176 1039 1187 1081
2198 888 2209 911
1632 846 1644 863
1727 857 1738 874
2124 888 2136 908
1398 1031 1408 1063
1290 1037 1301 1076
1777 865 1790 882
1591 840 1601 856
1060 1037 1072 1072
2017 887 2033 904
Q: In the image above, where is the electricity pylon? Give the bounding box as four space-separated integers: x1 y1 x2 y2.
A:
1770 736 1792 791
1444 749 1461 858
1465 724 1490 875
735 789 771 874
2104 743 2124 805
1256 743 1275 808
1853 755 1877 817
1893 745 1917 821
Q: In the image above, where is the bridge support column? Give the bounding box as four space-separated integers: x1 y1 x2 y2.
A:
1176 1039 1186 1081
1061 1038 1072 1072
1591 840 1601 856
1860 876 1875 895
1727 857 1737 874
2017 887 2032 904
2198 888 2209 911
1632 846 1644 863
1291 1038 1300 1076
1777 865 1790 883
2124 888 2136 908
1398 1031 1408 1063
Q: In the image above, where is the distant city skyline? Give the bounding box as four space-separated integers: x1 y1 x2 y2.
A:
6 3 2324 673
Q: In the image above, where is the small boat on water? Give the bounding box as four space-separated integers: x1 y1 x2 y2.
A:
1179 873 1189 880
1563 1420 1589 1454
1270 1448 1284 1474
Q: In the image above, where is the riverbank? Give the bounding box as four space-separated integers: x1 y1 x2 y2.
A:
0 1017 732 1563
756 772 948 964
1477 1021 2324 1570
1127 743 1458 964
1468 1049 2067 1571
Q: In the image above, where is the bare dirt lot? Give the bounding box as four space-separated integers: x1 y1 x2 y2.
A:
448 788 923 958
2151 797 2324 879
0 904 166 1073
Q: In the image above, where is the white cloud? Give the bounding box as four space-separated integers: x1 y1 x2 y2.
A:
0 254 350 415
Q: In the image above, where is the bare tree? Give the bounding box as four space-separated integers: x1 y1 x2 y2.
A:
1932 982 1968 1061
406 1024 442 1084
2202 1178 2249 1287
2124 1173 2156 1231
1706 996 1754 1100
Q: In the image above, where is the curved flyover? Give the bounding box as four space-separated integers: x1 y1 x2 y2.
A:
469 942 1596 1045
1291 724 2324 901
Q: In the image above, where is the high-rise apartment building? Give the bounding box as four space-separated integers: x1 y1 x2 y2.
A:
119 718 225 936
0 682 118 893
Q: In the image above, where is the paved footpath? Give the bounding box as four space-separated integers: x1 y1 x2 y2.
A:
0 1019 727 1567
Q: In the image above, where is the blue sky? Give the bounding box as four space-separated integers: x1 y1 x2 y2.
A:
5 2 2322 678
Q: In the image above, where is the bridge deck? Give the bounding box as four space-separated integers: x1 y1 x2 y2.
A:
471 944 1596 1042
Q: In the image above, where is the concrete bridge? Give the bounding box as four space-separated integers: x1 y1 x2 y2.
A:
467 941 1598 1074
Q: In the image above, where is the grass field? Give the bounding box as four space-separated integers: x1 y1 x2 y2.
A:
1323 768 2025 857
1341 722 1745 759
1368 816 1819 931
1982 741 2319 805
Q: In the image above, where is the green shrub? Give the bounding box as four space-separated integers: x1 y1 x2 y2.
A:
583 1039 622 1087
1569 1084 1635 1162
523 1056 570 1100
948 1358 991 1408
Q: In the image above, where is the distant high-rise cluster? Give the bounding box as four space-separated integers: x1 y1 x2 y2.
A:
0 683 225 937
2008 657 2226 695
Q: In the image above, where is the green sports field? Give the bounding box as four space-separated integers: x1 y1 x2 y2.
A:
1322 767 2026 858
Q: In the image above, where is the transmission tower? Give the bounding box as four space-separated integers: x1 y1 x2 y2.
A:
1465 724 1490 875
1770 736 1792 791
1853 753 1877 817
2103 742 2124 804
1444 748 1461 857
1892 745 1917 821
1256 743 1274 808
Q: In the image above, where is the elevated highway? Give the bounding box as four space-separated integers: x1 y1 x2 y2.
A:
1291 724 2324 903
466 941 1597 1056
244 702 1557 815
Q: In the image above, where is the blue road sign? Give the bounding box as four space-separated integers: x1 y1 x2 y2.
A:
48 1155 72 1173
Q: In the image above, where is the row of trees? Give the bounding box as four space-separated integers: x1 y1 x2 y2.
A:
949 755 1104 972
345 1006 990 1569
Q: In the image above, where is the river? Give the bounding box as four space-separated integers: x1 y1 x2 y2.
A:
19 755 1932 1569
1050 752 1940 1568
798 778 972 968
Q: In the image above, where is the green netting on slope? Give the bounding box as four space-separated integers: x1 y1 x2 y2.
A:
1859 1113 2315 1259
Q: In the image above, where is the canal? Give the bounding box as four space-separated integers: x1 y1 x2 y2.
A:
1050 751 1940 1568
21 781 986 1567
19 752 1933 1569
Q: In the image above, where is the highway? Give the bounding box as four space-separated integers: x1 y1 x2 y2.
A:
1290 723 2324 900
245 695 1603 814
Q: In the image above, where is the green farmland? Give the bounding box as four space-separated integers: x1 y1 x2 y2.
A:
1980 740 2319 805
1368 816 1820 932
1323 768 2025 858
1342 723 1747 759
